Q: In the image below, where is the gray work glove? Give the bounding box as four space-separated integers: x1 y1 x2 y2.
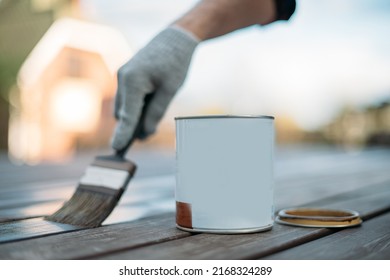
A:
112 26 199 151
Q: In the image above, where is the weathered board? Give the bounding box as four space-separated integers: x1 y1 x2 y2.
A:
0 175 175 224
93 182 390 260
0 218 81 244
0 213 190 259
0 201 62 223
264 212 390 259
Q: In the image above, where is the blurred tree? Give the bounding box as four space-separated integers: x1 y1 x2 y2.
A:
0 0 77 150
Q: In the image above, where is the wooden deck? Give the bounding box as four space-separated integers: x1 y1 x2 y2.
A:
0 146 389 260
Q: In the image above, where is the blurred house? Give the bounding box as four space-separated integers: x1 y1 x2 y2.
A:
323 99 390 148
9 18 132 163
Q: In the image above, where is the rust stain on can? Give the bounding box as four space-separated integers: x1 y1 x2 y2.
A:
176 201 192 228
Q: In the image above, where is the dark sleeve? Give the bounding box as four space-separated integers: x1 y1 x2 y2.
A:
274 0 296 21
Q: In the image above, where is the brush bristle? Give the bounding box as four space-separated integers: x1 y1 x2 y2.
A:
45 188 122 228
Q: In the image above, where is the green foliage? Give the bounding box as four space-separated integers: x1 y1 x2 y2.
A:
0 56 23 103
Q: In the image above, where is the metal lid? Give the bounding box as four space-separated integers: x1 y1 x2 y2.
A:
276 208 362 228
175 115 274 120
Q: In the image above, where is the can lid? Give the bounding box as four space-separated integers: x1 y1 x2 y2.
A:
275 208 362 228
175 115 274 120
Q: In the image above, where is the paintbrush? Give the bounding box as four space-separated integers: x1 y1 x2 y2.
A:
44 152 136 227
45 96 152 228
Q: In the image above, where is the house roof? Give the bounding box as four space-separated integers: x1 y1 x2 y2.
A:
18 17 132 88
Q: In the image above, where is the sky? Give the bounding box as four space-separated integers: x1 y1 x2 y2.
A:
79 0 390 130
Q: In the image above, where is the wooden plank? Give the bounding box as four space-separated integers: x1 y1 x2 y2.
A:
0 199 175 242
101 222 333 260
274 148 390 181
276 165 390 192
0 198 64 211
0 174 174 197
103 197 175 225
0 194 175 225
0 175 175 240
0 201 62 223
263 212 390 259
0 184 74 210
0 149 175 189
0 213 191 260
96 182 390 260
0 180 77 196
300 182 390 219
0 166 84 189
0 195 175 225
0 175 175 223
275 170 390 209
0 218 81 244
0 175 174 208
0 174 175 241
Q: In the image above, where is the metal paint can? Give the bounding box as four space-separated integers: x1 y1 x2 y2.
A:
175 115 274 233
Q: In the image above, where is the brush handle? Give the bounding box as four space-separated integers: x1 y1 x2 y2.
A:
114 93 155 158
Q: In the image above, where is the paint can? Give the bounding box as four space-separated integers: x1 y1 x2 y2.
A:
175 115 274 234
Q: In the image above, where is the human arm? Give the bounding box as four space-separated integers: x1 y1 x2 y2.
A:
112 0 296 151
174 0 277 41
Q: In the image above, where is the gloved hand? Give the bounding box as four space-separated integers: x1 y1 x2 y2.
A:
112 26 199 151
